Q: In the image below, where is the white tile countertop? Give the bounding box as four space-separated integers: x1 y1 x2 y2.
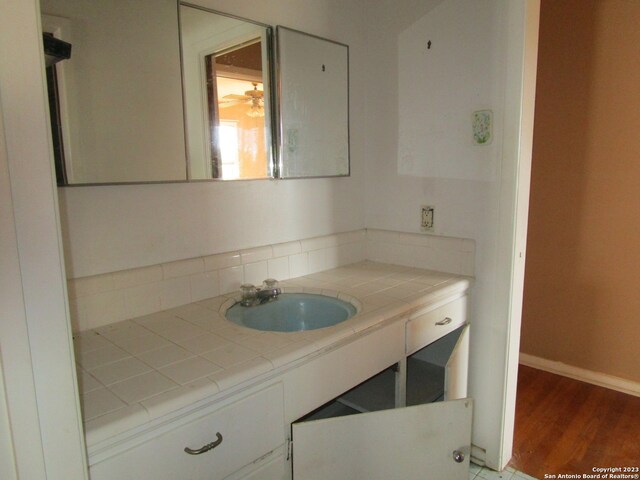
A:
74 261 472 448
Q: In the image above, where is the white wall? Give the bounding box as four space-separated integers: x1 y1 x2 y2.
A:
59 0 368 279
0 0 87 477
0 94 41 480
397 1 501 182
362 0 538 469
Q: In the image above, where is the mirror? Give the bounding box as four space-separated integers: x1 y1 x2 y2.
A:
39 1 349 184
180 4 274 180
40 0 274 184
40 0 188 184
276 27 350 178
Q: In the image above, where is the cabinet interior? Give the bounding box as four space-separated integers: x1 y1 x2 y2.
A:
296 325 466 424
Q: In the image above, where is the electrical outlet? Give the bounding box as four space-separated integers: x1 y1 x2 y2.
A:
421 206 434 232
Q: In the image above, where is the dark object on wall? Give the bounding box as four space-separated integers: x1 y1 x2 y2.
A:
43 33 71 66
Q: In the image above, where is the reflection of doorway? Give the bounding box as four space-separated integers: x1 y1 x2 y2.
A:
218 121 239 179
42 15 73 185
204 41 268 180
44 38 68 185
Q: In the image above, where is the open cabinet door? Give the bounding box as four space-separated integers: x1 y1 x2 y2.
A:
445 324 470 400
292 398 472 480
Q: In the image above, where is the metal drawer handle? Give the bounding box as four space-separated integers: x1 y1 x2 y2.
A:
435 317 452 326
184 432 223 455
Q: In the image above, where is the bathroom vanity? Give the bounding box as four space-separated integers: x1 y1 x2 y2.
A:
78 262 472 479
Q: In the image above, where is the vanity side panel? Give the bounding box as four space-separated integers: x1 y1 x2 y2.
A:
281 321 405 423
445 324 470 400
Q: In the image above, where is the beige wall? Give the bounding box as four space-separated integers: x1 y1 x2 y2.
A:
521 0 640 383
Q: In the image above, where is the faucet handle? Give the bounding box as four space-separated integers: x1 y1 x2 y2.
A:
240 283 257 306
262 278 279 290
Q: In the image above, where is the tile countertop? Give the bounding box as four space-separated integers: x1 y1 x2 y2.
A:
74 261 472 448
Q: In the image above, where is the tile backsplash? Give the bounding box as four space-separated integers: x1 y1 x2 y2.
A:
366 229 475 276
68 229 474 332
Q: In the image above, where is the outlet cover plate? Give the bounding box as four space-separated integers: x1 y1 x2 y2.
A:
421 205 434 232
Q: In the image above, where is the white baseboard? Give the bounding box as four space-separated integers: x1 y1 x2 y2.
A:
519 353 640 397
470 444 486 466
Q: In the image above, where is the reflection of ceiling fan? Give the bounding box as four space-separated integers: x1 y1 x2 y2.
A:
219 82 264 117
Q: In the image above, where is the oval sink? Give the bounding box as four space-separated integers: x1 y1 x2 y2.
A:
225 293 356 332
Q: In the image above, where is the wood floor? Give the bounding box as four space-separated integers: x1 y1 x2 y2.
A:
509 365 640 479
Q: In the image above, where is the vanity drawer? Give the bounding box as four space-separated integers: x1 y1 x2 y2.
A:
406 296 467 354
89 383 284 480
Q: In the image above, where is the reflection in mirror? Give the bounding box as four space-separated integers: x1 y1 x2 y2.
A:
180 5 274 180
40 0 187 184
277 27 349 178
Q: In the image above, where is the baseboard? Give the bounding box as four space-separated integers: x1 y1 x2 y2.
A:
470 444 486 466
519 353 640 397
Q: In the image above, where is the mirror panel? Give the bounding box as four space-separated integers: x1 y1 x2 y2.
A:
39 2 350 184
180 5 274 180
40 0 187 184
277 27 350 178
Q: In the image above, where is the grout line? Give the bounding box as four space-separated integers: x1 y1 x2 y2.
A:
472 464 538 480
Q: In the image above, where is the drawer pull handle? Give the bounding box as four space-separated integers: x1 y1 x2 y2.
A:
184 432 223 455
435 317 452 326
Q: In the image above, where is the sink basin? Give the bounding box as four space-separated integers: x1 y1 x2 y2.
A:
225 293 356 332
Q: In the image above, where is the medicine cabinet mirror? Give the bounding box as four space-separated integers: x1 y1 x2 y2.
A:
276 27 350 178
180 4 274 180
41 0 187 184
39 1 349 185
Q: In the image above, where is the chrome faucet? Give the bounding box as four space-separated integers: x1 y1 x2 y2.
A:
240 279 281 306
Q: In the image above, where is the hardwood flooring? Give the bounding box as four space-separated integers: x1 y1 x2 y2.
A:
509 365 640 479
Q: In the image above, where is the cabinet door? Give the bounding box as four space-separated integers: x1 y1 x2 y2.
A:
292 398 472 480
